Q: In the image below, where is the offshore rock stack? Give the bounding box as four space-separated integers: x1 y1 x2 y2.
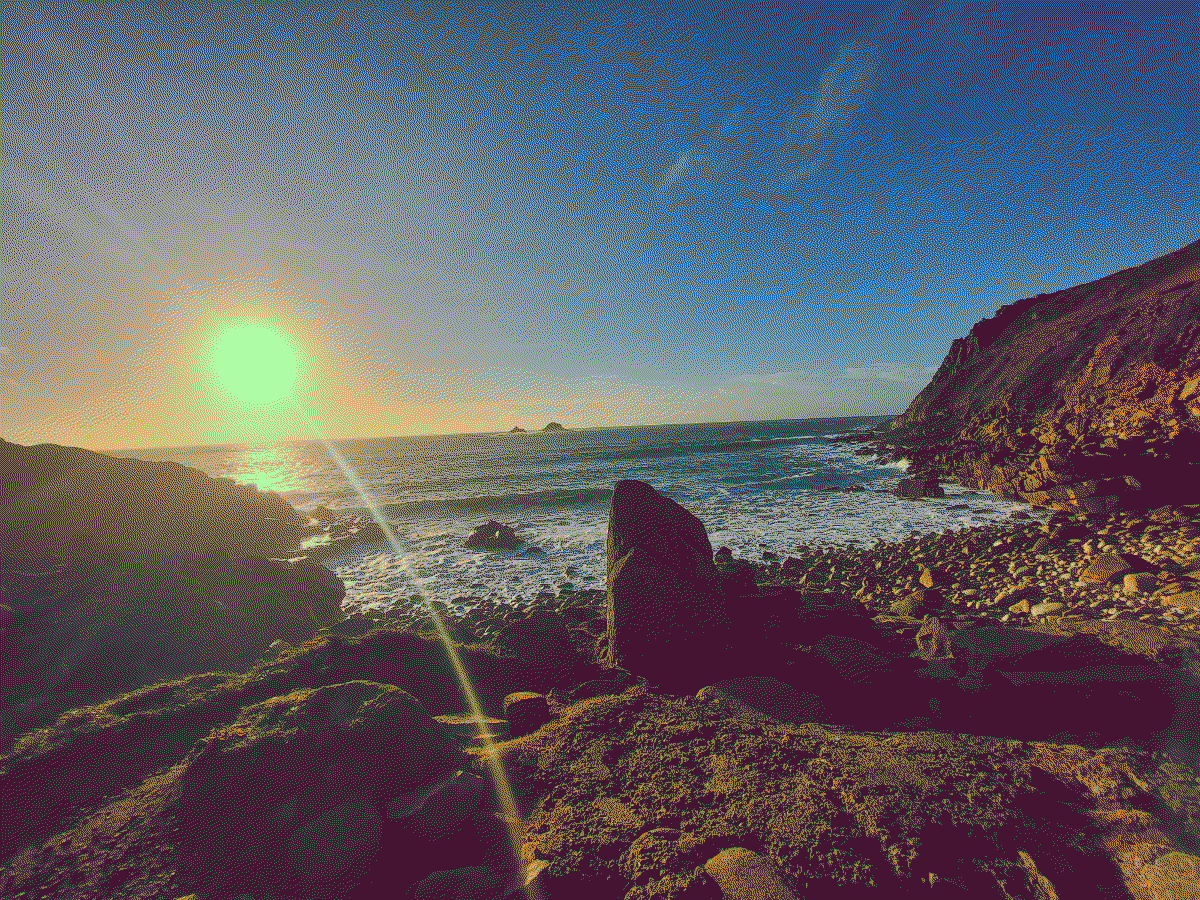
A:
859 239 1200 515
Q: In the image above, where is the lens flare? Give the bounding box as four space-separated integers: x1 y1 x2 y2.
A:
289 401 543 899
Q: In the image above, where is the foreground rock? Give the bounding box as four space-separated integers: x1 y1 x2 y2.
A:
0 547 345 753
605 479 736 693
0 438 312 560
174 680 468 898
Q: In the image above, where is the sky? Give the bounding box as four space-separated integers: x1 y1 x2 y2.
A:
3 1 1198 451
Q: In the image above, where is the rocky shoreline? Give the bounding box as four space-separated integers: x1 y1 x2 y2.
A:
4 439 1200 900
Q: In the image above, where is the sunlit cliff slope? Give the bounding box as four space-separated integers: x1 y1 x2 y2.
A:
885 238 1200 512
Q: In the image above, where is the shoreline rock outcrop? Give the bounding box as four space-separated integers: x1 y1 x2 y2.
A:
0 438 313 560
868 239 1200 514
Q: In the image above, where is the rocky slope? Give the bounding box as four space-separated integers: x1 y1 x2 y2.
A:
0 439 312 560
878 238 1200 513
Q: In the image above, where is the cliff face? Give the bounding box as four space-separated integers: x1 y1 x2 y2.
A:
889 238 1200 513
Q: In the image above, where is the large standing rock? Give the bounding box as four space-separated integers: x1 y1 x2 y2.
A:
605 480 736 692
175 680 468 898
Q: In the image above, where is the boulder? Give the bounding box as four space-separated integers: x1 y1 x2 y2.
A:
605 480 737 692
1080 552 1157 585
503 692 553 737
891 588 947 618
175 680 468 898
464 521 522 551
894 475 945 499
704 847 801 900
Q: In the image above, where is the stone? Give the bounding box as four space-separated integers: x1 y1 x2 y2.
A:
891 588 946 618
920 566 948 588
703 847 801 900
915 615 958 660
696 676 826 727
503 692 553 738
810 634 891 685
605 480 735 692
894 475 945 499
1009 599 1032 614
174 680 468 898
464 521 522 551
1124 572 1159 595
1162 590 1200 610
1080 553 1136 585
1029 601 1064 617
1142 850 1200 899
285 799 382 891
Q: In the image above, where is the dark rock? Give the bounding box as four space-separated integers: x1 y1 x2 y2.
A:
503 692 552 737
464 521 523 551
891 588 947 618
894 475 945 499
521 545 546 555
0 439 309 560
508 427 527 433
542 422 566 431
174 680 467 898
605 480 735 692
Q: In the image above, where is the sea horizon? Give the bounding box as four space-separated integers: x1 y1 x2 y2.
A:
94 414 895 457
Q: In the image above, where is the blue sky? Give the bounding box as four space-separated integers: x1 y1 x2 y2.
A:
3 1 1198 449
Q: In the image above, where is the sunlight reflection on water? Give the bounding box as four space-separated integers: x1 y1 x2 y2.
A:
226 447 318 495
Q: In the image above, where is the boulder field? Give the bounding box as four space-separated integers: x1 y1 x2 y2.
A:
3 480 1200 900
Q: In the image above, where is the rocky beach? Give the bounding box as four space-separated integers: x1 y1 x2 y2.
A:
3 241 1200 899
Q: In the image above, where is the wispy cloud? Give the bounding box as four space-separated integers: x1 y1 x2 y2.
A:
782 40 882 182
659 110 741 191
661 151 692 189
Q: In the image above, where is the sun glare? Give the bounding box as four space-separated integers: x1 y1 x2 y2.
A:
211 321 299 404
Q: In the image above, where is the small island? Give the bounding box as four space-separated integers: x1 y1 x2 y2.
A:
542 422 565 431
508 427 527 433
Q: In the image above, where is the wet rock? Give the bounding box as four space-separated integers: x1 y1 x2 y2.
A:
464 521 523 551
895 475 945 499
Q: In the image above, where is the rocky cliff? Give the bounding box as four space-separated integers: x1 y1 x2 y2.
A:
0 439 310 560
882 238 1200 513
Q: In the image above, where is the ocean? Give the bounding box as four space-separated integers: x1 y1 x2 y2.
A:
116 417 1043 618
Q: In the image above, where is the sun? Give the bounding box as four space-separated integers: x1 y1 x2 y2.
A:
211 321 299 404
